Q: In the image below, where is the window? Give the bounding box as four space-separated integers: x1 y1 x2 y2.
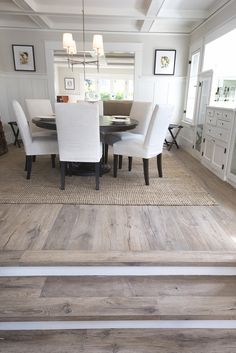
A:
98 78 133 100
185 51 200 122
203 28 236 104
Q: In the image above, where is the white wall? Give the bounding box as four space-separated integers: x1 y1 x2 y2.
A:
0 29 189 143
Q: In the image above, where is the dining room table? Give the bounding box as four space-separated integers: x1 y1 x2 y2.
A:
32 115 138 175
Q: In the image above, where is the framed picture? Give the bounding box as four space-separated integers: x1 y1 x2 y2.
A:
154 49 176 75
12 45 36 72
64 77 75 90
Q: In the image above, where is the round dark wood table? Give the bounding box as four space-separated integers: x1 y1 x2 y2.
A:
32 115 138 175
32 116 138 133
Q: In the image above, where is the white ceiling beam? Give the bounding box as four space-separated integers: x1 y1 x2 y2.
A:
28 15 52 29
158 9 208 20
9 3 144 18
12 0 34 11
0 10 146 20
140 0 165 33
12 0 51 29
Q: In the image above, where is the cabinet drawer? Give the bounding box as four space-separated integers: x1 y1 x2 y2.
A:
214 127 230 141
206 115 217 126
222 111 233 121
215 110 223 119
206 109 215 117
205 124 214 136
217 119 232 130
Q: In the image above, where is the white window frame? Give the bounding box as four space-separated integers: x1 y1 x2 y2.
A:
183 48 201 124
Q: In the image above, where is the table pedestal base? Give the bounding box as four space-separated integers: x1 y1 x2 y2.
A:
70 162 111 176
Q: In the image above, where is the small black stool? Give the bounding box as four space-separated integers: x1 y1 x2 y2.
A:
8 121 21 148
165 124 183 151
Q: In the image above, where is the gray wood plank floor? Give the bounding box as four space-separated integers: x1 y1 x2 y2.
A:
0 149 236 258
1 329 236 353
1 275 236 321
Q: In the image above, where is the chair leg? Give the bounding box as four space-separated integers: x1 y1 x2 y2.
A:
157 153 163 177
102 144 105 164
68 162 73 176
26 155 32 180
143 158 149 185
128 156 132 171
51 154 56 168
113 154 118 177
95 162 100 190
99 159 103 177
118 155 123 169
32 156 36 162
60 161 66 190
104 144 109 164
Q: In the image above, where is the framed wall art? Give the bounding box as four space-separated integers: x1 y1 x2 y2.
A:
64 77 75 90
12 45 36 72
154 49 176 75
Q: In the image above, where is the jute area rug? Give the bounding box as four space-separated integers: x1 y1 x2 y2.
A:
0 146 216 205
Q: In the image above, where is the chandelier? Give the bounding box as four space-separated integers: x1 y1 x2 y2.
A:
62 0 104 77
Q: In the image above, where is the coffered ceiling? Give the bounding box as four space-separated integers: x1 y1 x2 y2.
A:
0 0 232 34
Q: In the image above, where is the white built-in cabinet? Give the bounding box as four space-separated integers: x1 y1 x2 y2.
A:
201 106 235 181
227 116 236 187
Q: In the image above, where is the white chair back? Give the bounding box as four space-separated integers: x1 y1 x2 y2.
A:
55 103 101 163
25 99 54 132
129 101 152 135
25 99 54 118
12 100 32 154
144 104 173 153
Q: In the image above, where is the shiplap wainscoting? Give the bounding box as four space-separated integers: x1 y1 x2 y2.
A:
0 72 49 143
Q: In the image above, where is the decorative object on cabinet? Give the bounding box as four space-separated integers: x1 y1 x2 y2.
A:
57 96 69 103
154 49 176 75
12 45 36 72
201 106 235 181
213 79 236 103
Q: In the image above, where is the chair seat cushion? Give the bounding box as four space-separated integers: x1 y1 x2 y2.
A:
31 135 58 155
60 142 103 163
113 134 162 159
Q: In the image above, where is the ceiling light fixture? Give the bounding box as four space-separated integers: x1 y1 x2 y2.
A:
62 0 104 79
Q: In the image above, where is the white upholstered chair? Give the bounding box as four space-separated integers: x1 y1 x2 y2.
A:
25 99 55 136
12 100 58 179
113 104 173 185
55 103 102 190
102 101 152 166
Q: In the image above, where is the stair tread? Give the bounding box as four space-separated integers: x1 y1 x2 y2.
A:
1 329 236 352
1 250 236 266
1 276 236 321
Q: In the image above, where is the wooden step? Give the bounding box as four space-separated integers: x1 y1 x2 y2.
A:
1 250 236 266
1 275 236 321
1 329 236 352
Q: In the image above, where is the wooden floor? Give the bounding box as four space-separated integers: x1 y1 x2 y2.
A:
1 149 236 351
0 149 236 266
1 275 236 321
1 329 236 353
